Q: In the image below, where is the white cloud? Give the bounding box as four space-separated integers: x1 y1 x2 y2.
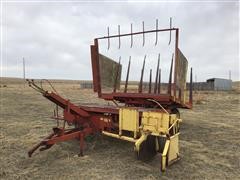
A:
1 1 239 81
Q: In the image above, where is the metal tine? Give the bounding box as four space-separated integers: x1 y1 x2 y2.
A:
118 25 121 49
138 55 146 93
154 53 160 93
124 56 131 93
168 17 172 45
130 23 133 48
142 21 145 47
107 27 110 50
113 56 121 92
155 19 158 46
168 53 174 95
189 67 193 105
158 68 161 94
148 69 152 93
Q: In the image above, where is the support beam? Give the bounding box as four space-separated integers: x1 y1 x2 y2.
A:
189 67 193 105
148 69 152 93
154 54 160 93
158 68 161 94
138 55 146 93
113 58 121 92
168 54 174 95
124 57 131 93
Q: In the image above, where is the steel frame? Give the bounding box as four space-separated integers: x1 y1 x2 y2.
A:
27 23 193 173
90 27 192 109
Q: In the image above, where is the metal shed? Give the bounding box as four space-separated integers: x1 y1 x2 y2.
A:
206 78 232 91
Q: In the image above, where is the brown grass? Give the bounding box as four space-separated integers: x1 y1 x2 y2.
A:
0 77 240 179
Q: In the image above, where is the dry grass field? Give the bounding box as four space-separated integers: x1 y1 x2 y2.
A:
0 78 239 179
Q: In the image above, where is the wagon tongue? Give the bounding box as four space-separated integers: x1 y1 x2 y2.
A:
28 132 55 157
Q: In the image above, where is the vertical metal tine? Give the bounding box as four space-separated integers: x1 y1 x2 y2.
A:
142 21 145 47
154 53 160 93
148 69 152 93
155 19 158 46
107 27 110 50
113 56 121 92
189 67 193 105
138 55 146 93
168 17 172 45
130 23 133 48
158 68 161 94
124 56 131 93
118 25 121 49
168 53 174 95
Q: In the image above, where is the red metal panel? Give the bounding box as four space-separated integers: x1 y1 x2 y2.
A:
90 39 102 96
90 45 98 92
79 105 119 114
44 92 89 117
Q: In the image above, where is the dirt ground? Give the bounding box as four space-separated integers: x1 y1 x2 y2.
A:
0 78 239 180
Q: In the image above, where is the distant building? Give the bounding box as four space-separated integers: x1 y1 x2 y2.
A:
186 78 232 91
206 78 232 91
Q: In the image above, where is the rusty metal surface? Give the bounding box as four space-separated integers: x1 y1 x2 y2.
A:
99 53 122 90
176 48 188 102
90 39 101 95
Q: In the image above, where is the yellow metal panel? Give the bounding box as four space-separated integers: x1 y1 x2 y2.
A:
161 113 170 131
142 111 170 134
168 133 179 163
119 108 139 138
169 114 177 124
